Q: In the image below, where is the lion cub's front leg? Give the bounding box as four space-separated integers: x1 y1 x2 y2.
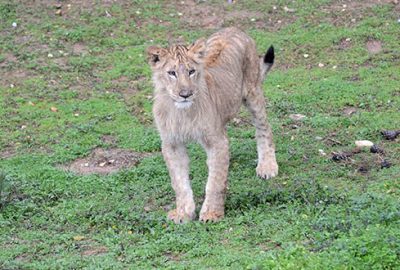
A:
199 135 230 222
162 142 195 223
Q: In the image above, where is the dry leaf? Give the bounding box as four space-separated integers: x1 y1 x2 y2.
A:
73 235 85 241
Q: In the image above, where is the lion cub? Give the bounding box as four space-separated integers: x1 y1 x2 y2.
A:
147 27 278 223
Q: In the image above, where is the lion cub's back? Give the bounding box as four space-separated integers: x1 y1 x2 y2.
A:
204 28 257 123
204 27 255 70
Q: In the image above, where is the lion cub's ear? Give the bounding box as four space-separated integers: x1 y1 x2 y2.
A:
146 46 167 68
188 38 206 60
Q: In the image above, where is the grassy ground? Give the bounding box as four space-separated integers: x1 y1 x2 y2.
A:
1 0 399 269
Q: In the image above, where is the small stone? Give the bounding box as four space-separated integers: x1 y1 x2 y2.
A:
283 6 295 12
50 106 58 112
355 140 374 148
358 165 368 174
332 65 337 69
345 38 351 42
250 18 256 22
177 12 183 16
351 18 356 22
21 125 27 129
136 10 141 15
48 53 54 58
289 114 306 121
84 163 89 167
232 118 241 125
10 84 15 88
12 22 17 28
109 159 115 164
332 152 350 161
370 145 384 154
381 130 400 140
381 160 391 169
99 162 107 167
55 9 62 16
318 63 324 67
303 54 309 58
74 113 79 117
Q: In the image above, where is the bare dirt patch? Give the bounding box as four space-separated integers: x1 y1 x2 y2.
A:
337 38 352 50
81 245 108 256
164 251 182 262
366 39 383 54
111 76 142 100
0 53 17 68
101 135 117 146
342 106 357 116
72 43 88 56
0 146 17 159
320 0 396 26
61 148 152 175
172 0 291 30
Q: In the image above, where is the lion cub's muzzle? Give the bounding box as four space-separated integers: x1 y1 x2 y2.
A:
179 89 193 99
174 89 194 109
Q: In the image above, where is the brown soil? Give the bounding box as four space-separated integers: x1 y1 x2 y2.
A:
111 76 142 100
366 39 383 54
72 43 88 55
61 148 153 175
342 106 357 116
320 0 397 26
81 245 108 256
0 146 16 159
101 135 118 146
173 0 292 31
337 38 352 50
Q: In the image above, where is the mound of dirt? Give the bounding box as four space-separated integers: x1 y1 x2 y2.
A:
61 148 152 175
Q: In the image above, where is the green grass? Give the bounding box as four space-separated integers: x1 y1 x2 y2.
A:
1 0 399 269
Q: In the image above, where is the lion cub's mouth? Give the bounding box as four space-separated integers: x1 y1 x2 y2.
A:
174 100 193 109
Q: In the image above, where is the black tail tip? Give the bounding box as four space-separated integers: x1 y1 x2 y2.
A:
263 45 274 65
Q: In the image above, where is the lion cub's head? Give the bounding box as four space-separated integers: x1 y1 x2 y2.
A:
147 39 206 109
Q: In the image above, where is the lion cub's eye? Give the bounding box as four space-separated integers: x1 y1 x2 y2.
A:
188 69 196 76
167 71 177 77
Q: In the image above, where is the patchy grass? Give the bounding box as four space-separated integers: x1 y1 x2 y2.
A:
1 0 399 269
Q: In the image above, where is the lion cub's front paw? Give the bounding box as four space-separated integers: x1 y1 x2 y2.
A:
167 209 195 224
256 161 278 180
199 210 224 222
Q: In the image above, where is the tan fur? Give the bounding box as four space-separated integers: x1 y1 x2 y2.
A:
147 27 278 223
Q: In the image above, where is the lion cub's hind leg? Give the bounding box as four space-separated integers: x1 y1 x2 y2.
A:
162 142 196 223
244 87 278 179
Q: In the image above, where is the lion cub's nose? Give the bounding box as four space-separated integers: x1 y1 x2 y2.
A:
179 89 192 99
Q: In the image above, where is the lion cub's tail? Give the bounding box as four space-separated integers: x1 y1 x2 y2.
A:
259 45 274 82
